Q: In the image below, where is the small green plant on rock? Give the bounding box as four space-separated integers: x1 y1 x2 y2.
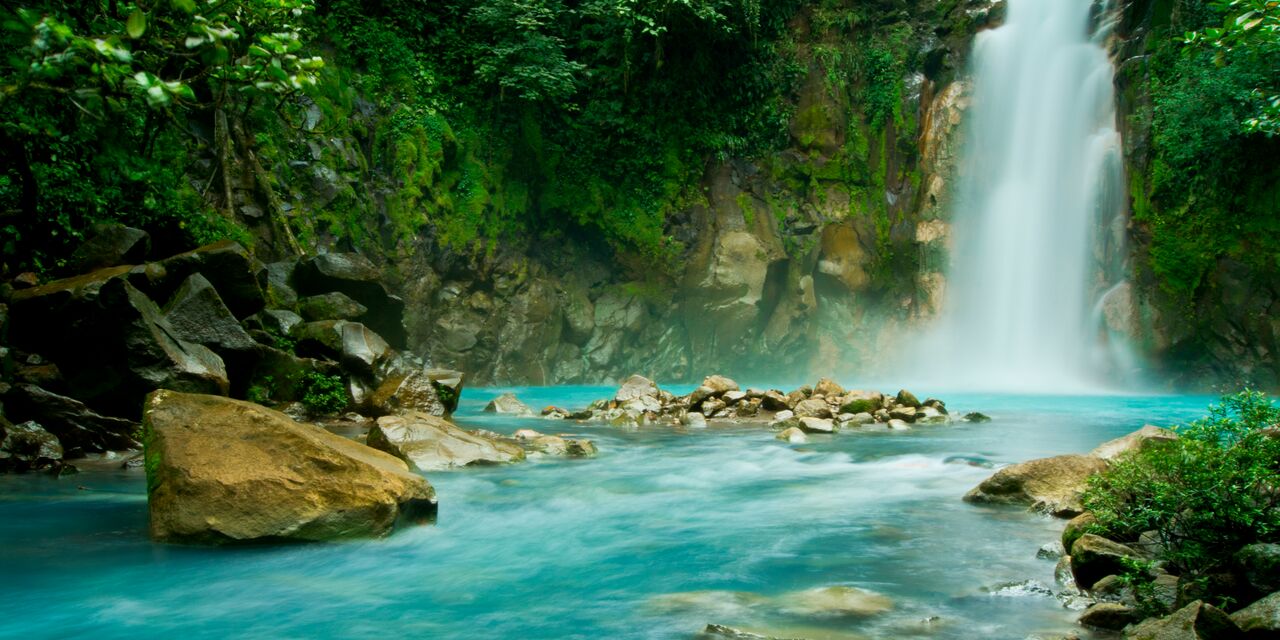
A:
302 372 349 416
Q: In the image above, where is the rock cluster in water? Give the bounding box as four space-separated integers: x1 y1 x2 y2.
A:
498 374 983 435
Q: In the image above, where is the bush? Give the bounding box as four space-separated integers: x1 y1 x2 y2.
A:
302 372 349 416
1083 391 1280 602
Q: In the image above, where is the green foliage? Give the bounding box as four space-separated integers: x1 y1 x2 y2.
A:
302 372 348 415
246 376 275 404
1083 391 1280 587
1184 0 1280 136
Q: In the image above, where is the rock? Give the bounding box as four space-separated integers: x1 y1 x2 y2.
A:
1090 425 1178 461
699 625 798 640
370 368 462 418
143 390 436 544
1125 601 1241 640
923 398 948 414
700 374 740 395
785 389 808 409
292 253 406 348
896 389 922 408
845 412 876 426
839 391 884 414
777 426 808 443
3 384 138 455
11 271 38 289
1092 574 1135 603
797 417 835 434
701 397 728 417
813 378 845 397
263 260 299 309
14 362 62 389
513 428 543 440
1231 591 1280 637
889 406 918 422
683 412 708 428
163 273 257 353
157 240 265 319
760 389 789 411
771 409 795 423
526 435 597 457
722 390 748 404
1071 534 1143 590
246 309 304 337
887 419 911 430
292 320 391 374
367 411 525 471
963 412 992 423
0 420 64 473
917 406 948 423
615 374 660 403
243 346 334 405
1080 603 1141 631
1063 512 1098 554
1236 544 1280 595
1038 541 1067 560
776 585 893 617
484 392 535 417
963 454 1108 517
793 398 833 419
298 292 368 322
69 224 150 272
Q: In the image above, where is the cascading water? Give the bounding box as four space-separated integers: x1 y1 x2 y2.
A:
927 0 1126 392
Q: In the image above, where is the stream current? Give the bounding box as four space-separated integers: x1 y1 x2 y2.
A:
0 387 1212 639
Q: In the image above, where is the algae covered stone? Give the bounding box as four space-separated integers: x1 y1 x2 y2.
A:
143 390 436 544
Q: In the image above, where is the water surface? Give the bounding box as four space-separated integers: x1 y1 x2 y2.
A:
0 388 1213 639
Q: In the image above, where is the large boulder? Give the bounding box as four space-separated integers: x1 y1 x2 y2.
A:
143 391 436 544
793 398 833 419
1062 512 1097 554
298 292 368 322
1125 600 1241 640
1231 591 1280 637
162 273 257 353
1236 544 1280 595
1080 603 1141 631
1090 425 1178 461
3 384 137 455
813 378 845 398
292 320 391 375
68 223 150 272
615 374 661 403
963 454 1108 517
366 412 525 471
156 240 265 319
0 419 65 473
292 253 406 348
1071 534 1144 590
370 367 462 418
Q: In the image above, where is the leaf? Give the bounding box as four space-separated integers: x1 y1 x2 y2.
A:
127 9 147 39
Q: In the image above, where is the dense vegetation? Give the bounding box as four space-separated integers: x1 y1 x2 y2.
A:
1083 390 1280 611
1131 0 1280 306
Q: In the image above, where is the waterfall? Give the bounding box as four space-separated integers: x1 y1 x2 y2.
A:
926 0 1126 392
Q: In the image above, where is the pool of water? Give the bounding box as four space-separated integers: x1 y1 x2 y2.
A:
0 387 1216 639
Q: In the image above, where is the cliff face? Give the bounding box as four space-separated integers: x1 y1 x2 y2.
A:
1107 0 1280 391
376 1 991 385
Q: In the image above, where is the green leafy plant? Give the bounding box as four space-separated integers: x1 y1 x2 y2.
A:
302 372 348 415
1083 391 1280 591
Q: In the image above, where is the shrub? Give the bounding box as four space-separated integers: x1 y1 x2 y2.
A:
302 372 349 415
1083 391 1280 597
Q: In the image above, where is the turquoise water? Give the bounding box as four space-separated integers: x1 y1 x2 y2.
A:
0 387 1215 639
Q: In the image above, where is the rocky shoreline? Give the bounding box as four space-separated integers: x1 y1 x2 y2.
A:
961 426 1280 639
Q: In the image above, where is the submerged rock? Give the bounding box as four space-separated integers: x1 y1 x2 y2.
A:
963 454 1107 517
776 426 808 443
144 391 435 544
796 417 835 434
776 585 893 617
366 411 525 471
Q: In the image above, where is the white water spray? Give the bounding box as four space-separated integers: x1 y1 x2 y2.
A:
927 0 1126 392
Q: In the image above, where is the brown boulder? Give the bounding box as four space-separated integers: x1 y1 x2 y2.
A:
366 412 525 471
1125 600 1241 639
963 454 1107 517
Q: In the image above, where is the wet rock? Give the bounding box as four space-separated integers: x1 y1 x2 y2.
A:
526 435 597 457
69 224 150 272
887 419 911 430
923 398 948 414
1090 425 1178 461
0 420 65 473
1230 591 1280 637
793 398 833 419
777 426 808 443
1038 541 1067 560
292 253 406 348
797 417 835 434
1063 512 1097 554
963 454 1108 517
889 406 918 422
1125 600 1241 640
3 384 138 455
1079 603 1141 631
144 391 436 544
366 411 525 471
156 240 265 319
699 625 798 640
298 292 368 322
776 585 893 617
1236 544 1280 595
963 412 992 423
1071 534 1143 590
896 389 922 408
844 412 876 426
484 392 534 417
683 412 708 428
370 368 462 418
163 273 257 353
917 406 948 423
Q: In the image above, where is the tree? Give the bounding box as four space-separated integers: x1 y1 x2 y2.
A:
1185 0 1280 135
